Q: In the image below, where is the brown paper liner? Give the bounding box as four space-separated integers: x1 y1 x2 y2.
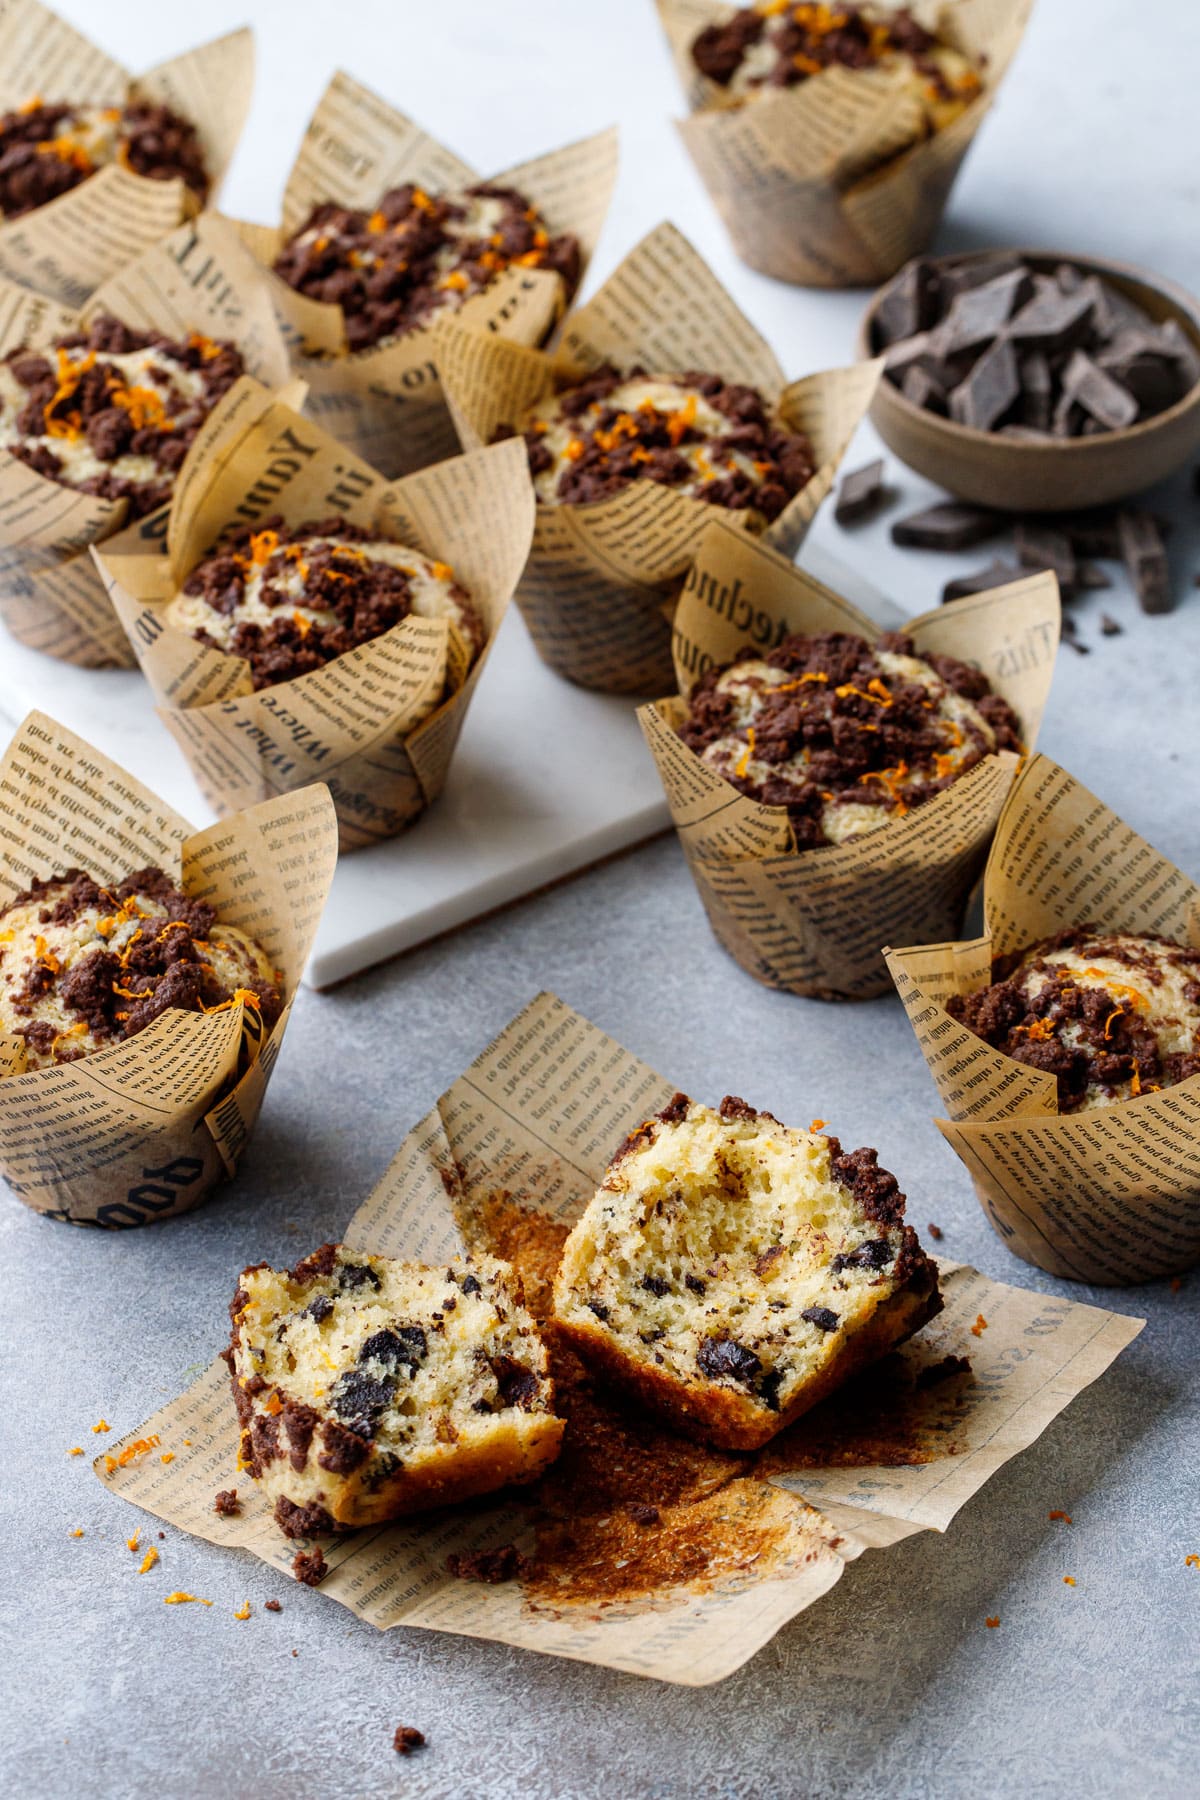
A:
436 221 881 694
223 69 618 479
0 2 254 305
0 710 336 1225
0 213 292 668
886 755 1200 1284
94 990 1141 1681
658 0 1033 287
95 386 535 851
637 520 1060 998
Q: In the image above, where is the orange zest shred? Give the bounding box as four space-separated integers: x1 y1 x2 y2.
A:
1185 1554 1200 1568
431 560 454 581
1062 1576 1076 1586
440 270 469 292
108 381 173 432
564 438 584 462
735 727 756 779
164 1592 212 1606
292 612 312 638
114 1435 160 1467
199 987 262 1017
70 1528 84 1537
1081 969 1146 1011
667 394 698 446
68 1446 83 1456
187 331 222 362
34 935 60 973
810 1118 826 1132
1017 1016 1057 1042
139 1547 159 1574
126 1532 140 1553
91 1419 111 1434
263 1391 283 1416
970 1313 988 1337
366 210 388 233
858 760 909 813
985 1616 1000 1628
43 349 97 439
160 1452 175 1464
234 1602 252 1621
411 187 436 214
1049 1511 1072 1522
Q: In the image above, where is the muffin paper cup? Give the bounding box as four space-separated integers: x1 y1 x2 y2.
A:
0 0 254 304
657 0 1032 288
0 212 292 668
437 220 881 694
0 709 336 1226
225 68 618 479
637 520 1060 999
95 384 535 851
95 989 1141 1683
886 755 1200 1285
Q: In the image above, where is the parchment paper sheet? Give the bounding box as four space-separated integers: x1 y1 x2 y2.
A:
95 386 535 850
638 519 1060 998
0 710 336 1224
657 0 1033 287
437 220 881 693
886 755 1200 1283
96 991 1141 1683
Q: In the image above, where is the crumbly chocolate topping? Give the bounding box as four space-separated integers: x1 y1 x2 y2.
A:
273 181 580 352
445 1544 531 1583
290 1241 341 1283
180 513 479 691
515 364 814 519
947 925 1200 1112
678 629 1022 848
0 99 210 219
2 314 243 517
291 1545 328 1586
692 4 969 101
1 865 282 1060
213 1489 239 1516
275 1496 334 1541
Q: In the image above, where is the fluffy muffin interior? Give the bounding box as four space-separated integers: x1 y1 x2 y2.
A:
554 1095 937 1421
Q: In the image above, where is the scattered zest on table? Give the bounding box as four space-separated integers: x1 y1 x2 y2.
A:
163 1592 211 1606
986 1616 1000 1628
138 1548 159 1574
970 1314 989 1337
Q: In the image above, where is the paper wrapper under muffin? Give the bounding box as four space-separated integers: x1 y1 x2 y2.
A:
0 710 336 1226
225 68 618 479
0 213 292 669
96 990 1141 1684
95 385 535 851
437 221 881 695
885 755 1200 1285
637 520 1059 999
0 0 253 304
657 0 1032 288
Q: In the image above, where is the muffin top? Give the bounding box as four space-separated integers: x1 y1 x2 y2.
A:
692 2 982 128
678 629 1022 847
947 926 1200 1113
273 181 580 353
0 99 210 217
0 314 244 519
0 867 282 1069
168 515 484 692
514 366 815 523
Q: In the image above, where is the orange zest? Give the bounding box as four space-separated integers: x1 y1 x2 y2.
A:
139 1546 159 1574
858 761 909 813
164 1592 212 1607
970 1313 988 1337
667 394 698 446
113 1435 160 1468
126 1532 140 1553
985 1616 1000 1628
68 1446 83 1456
91 1419 111 1434
234 1602 252 1620
1049 1511 1072 1523
735 727 756 779
1062 1576 1076 1586
810 1118 826 1132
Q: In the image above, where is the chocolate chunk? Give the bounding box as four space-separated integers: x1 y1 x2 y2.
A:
892 501 1009 551
1045 507 1121 559
901 364 948 413
625 1501 661 1526
1118 509 1172 614
360 1326 426 1373
684 1273 707 1296
758 1367 784 1411
873 260 938 347
393 1727 425 1756
697 1336 762 1385
459 1274 482 1296
948 336 1019 431
801 1306 840 1332
1061 350 1138 431
586 1300 610 1321
300 1295 333 1325
938 254 1026 303
830 1238 895 1273
1076 560 1113 590
337 1262 381 1293
834 457 888 526
1007 283 1096 353
489 1354 540 1409
941 561 1024 603
1099 612 1122 635
329 1370 394 1436
940 268 1033 354
640 1273 671 1297
1157 317 1200 392
1014 524 1077 597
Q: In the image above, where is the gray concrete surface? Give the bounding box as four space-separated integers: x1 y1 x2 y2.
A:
3 0 1200 1794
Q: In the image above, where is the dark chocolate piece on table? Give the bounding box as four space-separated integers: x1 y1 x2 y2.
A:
1118 509 1173 614
892 500 1009 551
1076 560 1113 590
834 458 888 526
941 561 1024 603
1060 613 1089 654
1061 350 1139 431
948 336 1020 432
1099 612 1122 635
1014 523 1077 597
1043 506 1121 558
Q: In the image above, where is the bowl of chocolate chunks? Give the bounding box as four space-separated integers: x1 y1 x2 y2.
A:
857 249 1200 511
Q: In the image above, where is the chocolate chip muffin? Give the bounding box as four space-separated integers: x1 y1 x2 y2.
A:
947 927 1200 1113
678 629 1022 847
692 2 982 136
0 868 282 1069
167 515 485 693
226 1243 564 1534
273 182 581 353
0 315 244 519
552 1094 942 1451
515 366 815 524
0 98 210 218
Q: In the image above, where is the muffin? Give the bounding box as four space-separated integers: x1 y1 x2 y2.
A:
947 927 1200 1113
516 365 815 525
0 314 244 520
691 2 983 138
166 515 485 692
0 866 282 1070
677 628 1023 847
226 1243 564 1534
0 98 210 217
273 181 581 353
552 1093 942 1451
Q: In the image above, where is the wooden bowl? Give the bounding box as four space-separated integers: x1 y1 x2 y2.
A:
857 249 1200 512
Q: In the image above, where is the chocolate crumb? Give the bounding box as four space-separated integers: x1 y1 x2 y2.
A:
927 1221 944 1240
264 1599 282 1612
1099 612 1122 636
624 1501 661 1526
915 1354 973 1390
213 1489 239 1517
393 1726 426 1756
291 1546 327 1586
445 1544 531 1583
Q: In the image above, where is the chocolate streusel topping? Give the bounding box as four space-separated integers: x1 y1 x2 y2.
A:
274 181 580 352
0 99 210 218
692 3 973 101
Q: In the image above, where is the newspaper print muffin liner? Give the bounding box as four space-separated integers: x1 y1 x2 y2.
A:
886 755 1200 1285
226 68 618 479
637 519 1060 999
656 0 1033 288
0 212 292 669
93 991 1141 1684
0 0 254 304
95 383 536 851
436 220 882 695
0 709 336 1226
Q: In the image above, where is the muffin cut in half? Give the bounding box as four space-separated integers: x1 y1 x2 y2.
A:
227 1243 564 1536
552 1095 941 1450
